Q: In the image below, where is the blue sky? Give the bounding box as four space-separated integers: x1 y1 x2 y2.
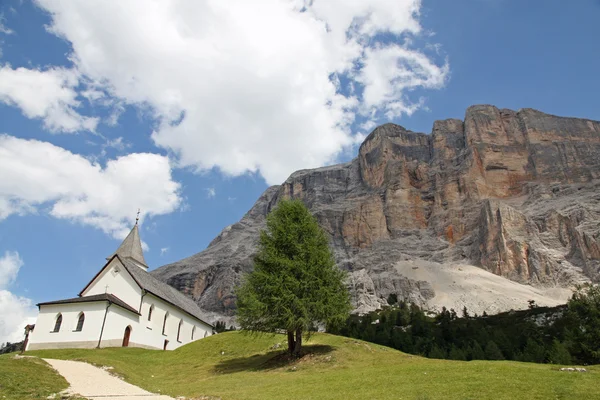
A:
1 0 599 343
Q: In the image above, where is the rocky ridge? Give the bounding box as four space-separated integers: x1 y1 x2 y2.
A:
152 105 600 317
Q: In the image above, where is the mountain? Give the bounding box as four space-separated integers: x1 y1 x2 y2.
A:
151 105 600 318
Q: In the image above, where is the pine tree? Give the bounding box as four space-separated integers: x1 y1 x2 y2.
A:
565 283 600 364
462 306 470 319
448 344 467 360
484 340 504 360
236 199 352 357
428 344 447 359
547 339 572 365
214 321 227 333
522 338 546 363
470 341 485 360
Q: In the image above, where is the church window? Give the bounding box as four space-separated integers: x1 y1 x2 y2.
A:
148 305 154 321
162 312 169 335
53 314 62 332
177 320 183 342
191 326 196 340
75 312 85 332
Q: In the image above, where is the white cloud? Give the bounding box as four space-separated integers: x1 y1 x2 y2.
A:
104 136 130 152
0 65 98 133
0 251 37 344
357 45 449 118
359 120 377 132
0 134 182 239
160 247 169 256
35 0 448 184
0 15 13 35
0 251 22 288
205 187 216 199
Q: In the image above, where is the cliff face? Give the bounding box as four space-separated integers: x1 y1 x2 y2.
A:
152 105 600 317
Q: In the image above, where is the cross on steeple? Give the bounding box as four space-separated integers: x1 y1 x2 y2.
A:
135 209 141 225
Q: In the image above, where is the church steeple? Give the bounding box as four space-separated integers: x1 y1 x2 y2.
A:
108 223 148 269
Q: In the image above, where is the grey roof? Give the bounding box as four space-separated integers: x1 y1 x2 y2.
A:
37 293 140 315
108 224 147 267
118 256 213 327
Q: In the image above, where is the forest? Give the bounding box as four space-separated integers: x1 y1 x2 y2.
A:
328 284 600 365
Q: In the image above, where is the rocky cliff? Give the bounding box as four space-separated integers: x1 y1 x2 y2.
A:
152 105 600 317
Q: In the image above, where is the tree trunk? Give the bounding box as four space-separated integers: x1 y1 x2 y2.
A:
287 331 295 356
293 328 303 356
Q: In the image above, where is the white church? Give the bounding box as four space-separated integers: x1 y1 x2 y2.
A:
25 223 214 351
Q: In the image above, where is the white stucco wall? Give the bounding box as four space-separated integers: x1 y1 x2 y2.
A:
27 259 213 351
135 293 213 350
26 302 108 350
97 303 141 348
82 258 142 310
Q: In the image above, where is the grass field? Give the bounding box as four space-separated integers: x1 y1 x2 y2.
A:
0 354 70 399
21 332 600 400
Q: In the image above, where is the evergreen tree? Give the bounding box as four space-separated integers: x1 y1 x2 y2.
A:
547 339 572 365
236 199 352 357
214 321 227 333
565 283 600 364
470 342 485 360
462 306 470 319
522 338 546 363
448 345 467 360
428 344 447 359
484 341 504 360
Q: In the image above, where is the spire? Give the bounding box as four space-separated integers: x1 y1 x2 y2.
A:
108 224 148 269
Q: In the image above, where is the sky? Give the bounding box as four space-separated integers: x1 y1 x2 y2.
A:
1 0 600 344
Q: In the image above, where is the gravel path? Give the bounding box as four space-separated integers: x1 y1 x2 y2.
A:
43 358 175 400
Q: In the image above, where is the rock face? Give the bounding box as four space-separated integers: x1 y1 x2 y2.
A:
152 105 600 317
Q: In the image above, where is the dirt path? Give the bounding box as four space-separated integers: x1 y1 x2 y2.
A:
43 358 175 400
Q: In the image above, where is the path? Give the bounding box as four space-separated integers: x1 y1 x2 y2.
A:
43 358 175 400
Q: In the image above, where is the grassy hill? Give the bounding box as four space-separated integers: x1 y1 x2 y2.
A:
0 354 70 399
21 332 600 400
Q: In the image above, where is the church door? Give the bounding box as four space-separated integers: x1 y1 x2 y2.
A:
122 326 131 347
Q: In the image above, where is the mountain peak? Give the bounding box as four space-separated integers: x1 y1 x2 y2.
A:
152 105 600 318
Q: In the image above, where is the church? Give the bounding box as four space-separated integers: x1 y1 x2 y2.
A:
25 222 214 351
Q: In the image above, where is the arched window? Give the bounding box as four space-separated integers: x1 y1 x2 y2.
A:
177 320 183 342
162 312 169 335
75 312 85 332
148 305 154 321
191 326 196 340
53 314 62 333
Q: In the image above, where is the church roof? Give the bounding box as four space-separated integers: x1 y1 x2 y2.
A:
108 224 147 267
118 256 213 327
37 293 140 315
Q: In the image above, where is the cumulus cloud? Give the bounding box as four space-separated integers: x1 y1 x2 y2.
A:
160 247 169 256
34 0 449 184
0 251 37 344
357 45 448 118
0 65 99 133
0 134 182 239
